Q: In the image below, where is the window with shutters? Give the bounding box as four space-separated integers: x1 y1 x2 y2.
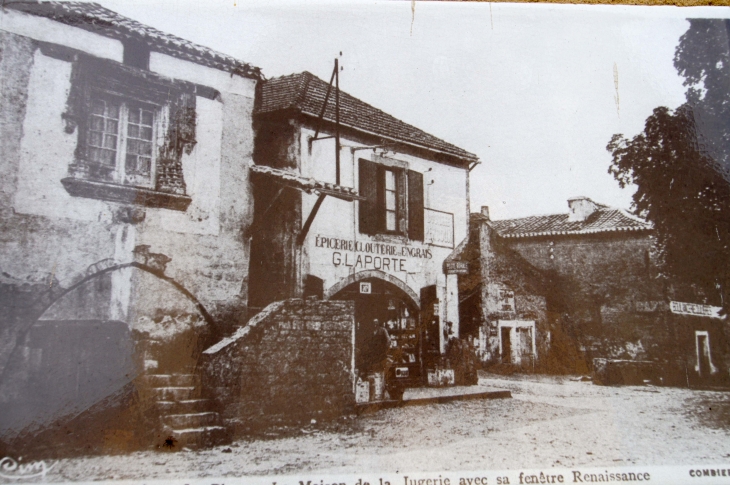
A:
59 55 197 211
358 158 424 240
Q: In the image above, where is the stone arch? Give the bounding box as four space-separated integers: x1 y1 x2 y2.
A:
0 262 214 438
324 270 420 308
34 261 214 326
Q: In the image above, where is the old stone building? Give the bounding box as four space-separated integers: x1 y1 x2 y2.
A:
0 1 260 449
456 197 729 384
455 198 660 370
0 2 481 453
449 209 551 370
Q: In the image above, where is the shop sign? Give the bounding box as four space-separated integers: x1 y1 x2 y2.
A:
670 301 725 319
444 261 469 274
313 234 433 273
359 282 372 294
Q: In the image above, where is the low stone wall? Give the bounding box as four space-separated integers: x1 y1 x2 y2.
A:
201 298 355 433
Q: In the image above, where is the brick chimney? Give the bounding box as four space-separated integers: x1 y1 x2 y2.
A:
567 197 598 222
481 206 490 220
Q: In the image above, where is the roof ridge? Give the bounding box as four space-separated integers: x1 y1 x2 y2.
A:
6 1 262 79
256 71 479 163
300 72 477 158
617 208 652 226
489 205 652 239
295 72 315 111
491 211 569 223
491 206 646 225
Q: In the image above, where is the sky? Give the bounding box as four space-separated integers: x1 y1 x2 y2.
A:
95 0 730 220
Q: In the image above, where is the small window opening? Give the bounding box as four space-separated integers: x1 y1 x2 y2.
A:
123 39 151 70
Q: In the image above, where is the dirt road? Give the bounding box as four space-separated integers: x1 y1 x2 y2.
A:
44 374 730 481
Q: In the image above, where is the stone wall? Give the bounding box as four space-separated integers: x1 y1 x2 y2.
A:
507 232 660 311
505 231 667 363
201 298 355 434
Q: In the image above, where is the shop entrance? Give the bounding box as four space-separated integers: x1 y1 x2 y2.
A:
331 277 421 388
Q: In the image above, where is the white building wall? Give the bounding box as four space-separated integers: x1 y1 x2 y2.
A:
1 9 124 61
299 126 468 324
1 19 256 317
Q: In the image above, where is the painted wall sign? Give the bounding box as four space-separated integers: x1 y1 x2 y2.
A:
635 301 666 312
314 234 433 273
670 301 725 319
425 209 454 248
498 288 516 312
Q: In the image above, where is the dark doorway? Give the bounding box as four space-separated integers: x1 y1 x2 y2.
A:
331 277 421 387
458 285 482 344
420 285 440 370
697 333 711 377
501 326 512 364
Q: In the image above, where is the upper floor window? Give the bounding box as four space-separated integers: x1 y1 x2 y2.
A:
60 55 198 211
358 158 424 240
85 96 160 188
384 168 398 231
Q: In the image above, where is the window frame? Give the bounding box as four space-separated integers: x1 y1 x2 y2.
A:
82 90 166 190
358 157 424 241
59 53 201 211
383 167 401 234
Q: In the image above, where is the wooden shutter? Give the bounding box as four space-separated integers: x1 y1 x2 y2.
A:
359 159 379 234
407 169 424 241
396 169 407 234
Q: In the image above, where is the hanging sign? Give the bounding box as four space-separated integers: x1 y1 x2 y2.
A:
444 261 469 275
359 282 372 294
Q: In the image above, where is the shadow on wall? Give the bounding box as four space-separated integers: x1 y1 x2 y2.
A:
0 264 211 457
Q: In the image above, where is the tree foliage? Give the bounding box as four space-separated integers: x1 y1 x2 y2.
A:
675 19 730 176
607 19 730 307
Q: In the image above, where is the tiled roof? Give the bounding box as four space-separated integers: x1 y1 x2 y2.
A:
249 163 364 202
255 72 479 164
5 1 262 79
489 208 652 239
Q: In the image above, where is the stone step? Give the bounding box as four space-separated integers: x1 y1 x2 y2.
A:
145 374 200 387
164 426 229 450
156 399 212 414
151 386 197 401
163 412 219 429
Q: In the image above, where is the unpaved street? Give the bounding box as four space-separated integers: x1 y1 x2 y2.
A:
44 374 730 481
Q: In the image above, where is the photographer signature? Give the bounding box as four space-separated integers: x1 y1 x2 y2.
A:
0 456 57 480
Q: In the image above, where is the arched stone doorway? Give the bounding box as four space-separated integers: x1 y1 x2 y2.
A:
329 272 422 388
0 263 210 442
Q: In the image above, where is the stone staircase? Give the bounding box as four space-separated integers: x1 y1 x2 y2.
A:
144 373 228 449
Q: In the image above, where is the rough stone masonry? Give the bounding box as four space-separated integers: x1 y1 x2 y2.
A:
201 298 355 434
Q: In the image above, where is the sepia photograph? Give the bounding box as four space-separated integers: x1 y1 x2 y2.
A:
0 0 729 482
